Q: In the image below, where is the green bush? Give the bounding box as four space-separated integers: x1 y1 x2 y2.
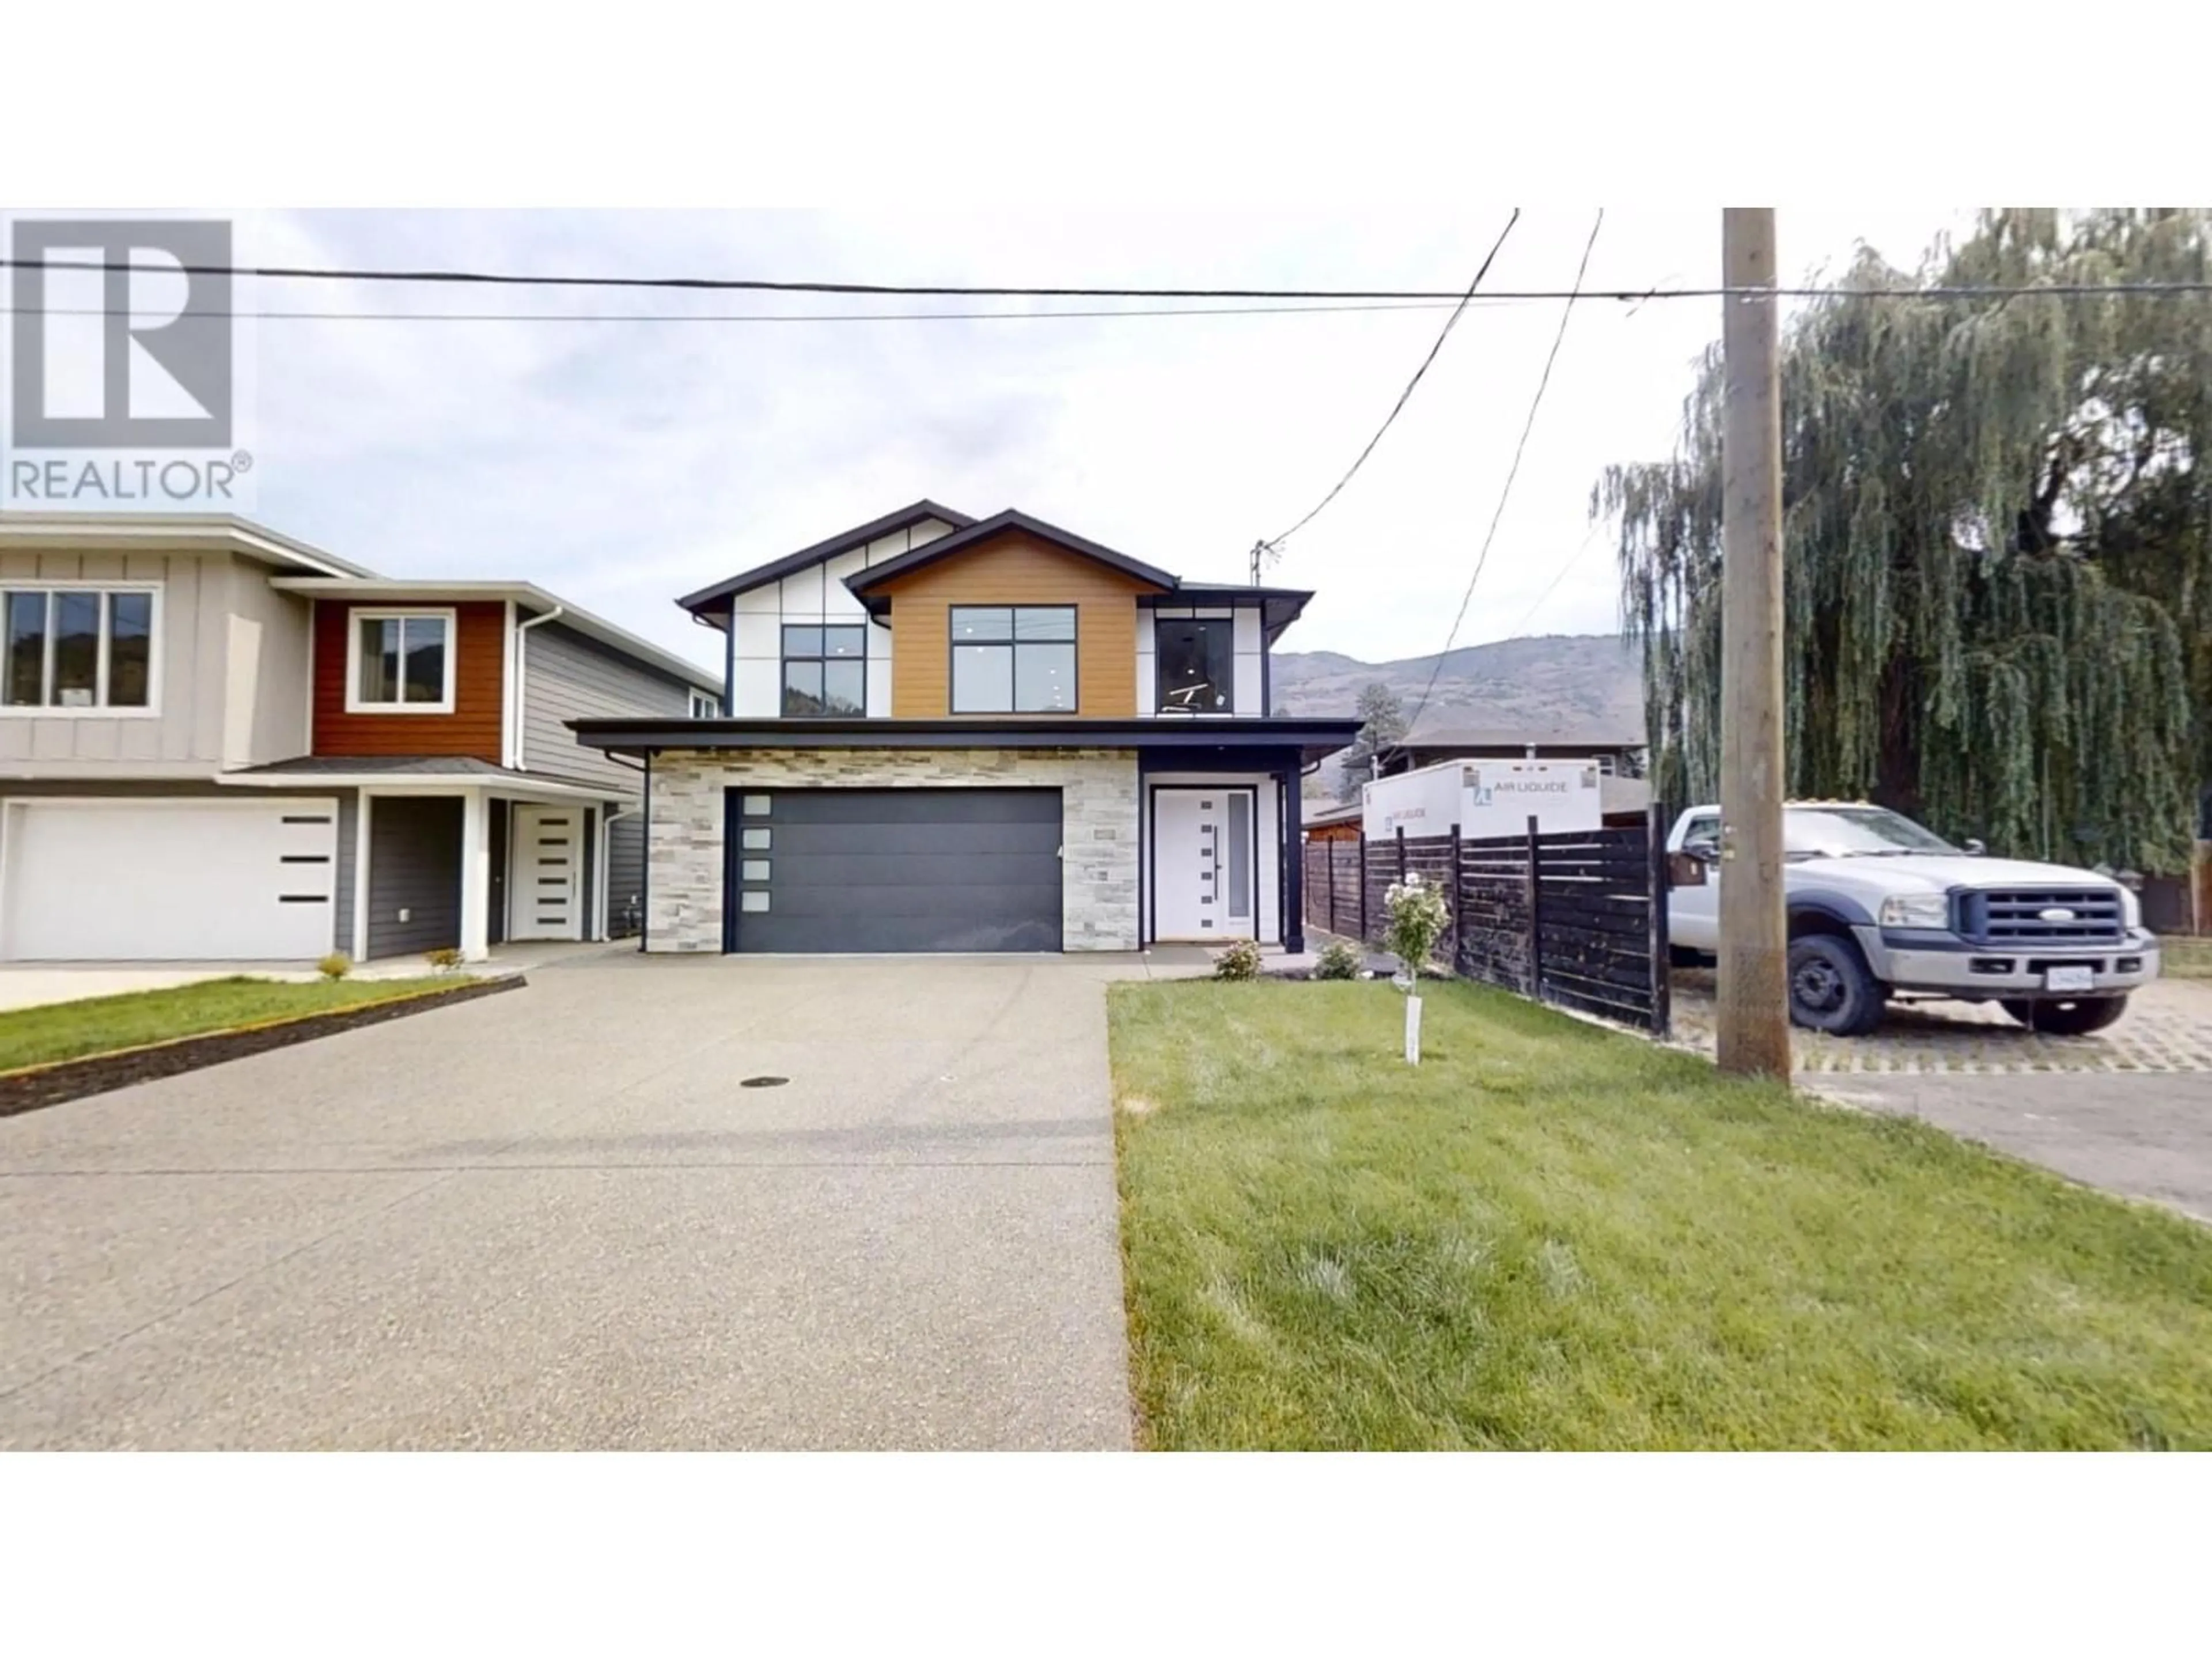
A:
1384 873 1450 981
316 952 352 981
1212 938 1264 981
424 946 465 974
1313 940 1363 980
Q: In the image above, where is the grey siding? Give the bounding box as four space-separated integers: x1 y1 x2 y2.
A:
521 621 694 793
365 796 461 959
0 550 313 777
333 791 359 958
607 809 645 938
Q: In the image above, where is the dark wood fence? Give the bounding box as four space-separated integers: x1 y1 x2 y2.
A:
1304 806 1671 1035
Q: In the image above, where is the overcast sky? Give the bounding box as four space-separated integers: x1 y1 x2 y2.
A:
222 207 1974 675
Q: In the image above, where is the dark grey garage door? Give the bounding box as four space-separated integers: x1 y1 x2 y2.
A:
726 788 1063 953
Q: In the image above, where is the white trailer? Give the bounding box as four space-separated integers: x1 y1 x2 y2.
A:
1361 759 1605 842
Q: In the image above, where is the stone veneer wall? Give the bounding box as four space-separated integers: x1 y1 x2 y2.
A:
645 747 1142 952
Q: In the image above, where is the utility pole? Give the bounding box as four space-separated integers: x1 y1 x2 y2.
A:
1717 208 1791 1077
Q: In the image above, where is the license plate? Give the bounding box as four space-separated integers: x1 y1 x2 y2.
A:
2045 966 2095 993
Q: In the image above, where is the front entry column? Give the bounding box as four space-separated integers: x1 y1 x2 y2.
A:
460 788 491 963
1280 767 1306 955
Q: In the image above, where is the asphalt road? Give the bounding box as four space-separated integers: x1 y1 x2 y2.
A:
1809 1070 2212 1224
0 952 1142 1449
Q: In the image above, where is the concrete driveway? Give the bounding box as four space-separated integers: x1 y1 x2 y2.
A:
0 953 1149 1450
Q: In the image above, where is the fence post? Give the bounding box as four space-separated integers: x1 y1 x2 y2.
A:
1647 800 1672 1038
1327 842 1338 935
1448 821 1462 975
1359 839 1370 944
1524 814 1542 1000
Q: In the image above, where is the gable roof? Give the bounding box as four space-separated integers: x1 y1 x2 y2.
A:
844 509 1179 608
676 499 976 616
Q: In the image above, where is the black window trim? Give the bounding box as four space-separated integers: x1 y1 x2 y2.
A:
780 622 868 718
1153 613 1237 716
947 604 1080 715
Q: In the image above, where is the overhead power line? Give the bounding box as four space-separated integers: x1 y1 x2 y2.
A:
0 297 1475 325
6 254 2212 302
1392 210 1607 760
1259 209 1521 555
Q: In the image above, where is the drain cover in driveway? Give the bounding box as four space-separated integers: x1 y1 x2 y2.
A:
738 1075 789 1089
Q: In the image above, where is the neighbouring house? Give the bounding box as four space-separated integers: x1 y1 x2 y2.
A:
1378 719 1653 825
571 501 1363 955
0 513 722 964
1302 801 1363 843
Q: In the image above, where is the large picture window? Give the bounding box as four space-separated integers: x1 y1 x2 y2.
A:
950 606 1075 714
782 624 865 716
348 609 455 713
1 586 157 713
1156 617 1234 713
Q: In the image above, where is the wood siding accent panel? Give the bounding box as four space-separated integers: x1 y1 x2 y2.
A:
520 620 689 792
872 530 1162 718
312 600 506 760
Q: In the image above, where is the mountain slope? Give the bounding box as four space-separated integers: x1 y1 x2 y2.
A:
1270 632 1645 736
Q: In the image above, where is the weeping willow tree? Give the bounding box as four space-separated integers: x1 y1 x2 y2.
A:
1601 209 2210 873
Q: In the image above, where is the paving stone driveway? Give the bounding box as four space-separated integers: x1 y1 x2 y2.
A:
0 952 1150 1451
1669 969 2212 1074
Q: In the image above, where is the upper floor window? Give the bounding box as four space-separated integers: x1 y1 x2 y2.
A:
349 608 454 714
950 606 1075 714
690 688 721 719
1156 617 1234 714
1 586 156 713
783 624 865 716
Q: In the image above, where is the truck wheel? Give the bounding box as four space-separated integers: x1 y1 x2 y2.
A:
1787 934 1886 1036
2001 996 2129 1036
1668 945 1710 969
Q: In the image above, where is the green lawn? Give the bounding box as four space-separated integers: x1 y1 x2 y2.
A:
2164 937 2212 980
1110 978 2212 1450
0 977 458 1074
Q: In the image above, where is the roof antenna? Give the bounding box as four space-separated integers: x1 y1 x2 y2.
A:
1249 539 1280 587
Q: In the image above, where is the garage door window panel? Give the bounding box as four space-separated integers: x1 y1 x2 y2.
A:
0 586 160 713
950 606 1076 714
349 609 455 713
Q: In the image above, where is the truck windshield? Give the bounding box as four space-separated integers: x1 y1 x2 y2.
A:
1784 807 1959 858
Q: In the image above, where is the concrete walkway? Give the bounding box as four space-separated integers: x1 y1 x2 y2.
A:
0 953 1149 1449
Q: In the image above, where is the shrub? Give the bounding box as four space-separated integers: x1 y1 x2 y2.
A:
1384 873 1450 982
316 952 352 981
1313 940 1363 980
424 946 465 974
1212 938 1263 981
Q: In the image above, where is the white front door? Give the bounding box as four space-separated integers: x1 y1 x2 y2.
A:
510 804 584 941
1154 788 1256 942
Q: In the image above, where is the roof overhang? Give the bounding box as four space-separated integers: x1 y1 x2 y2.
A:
0 512 373 577
1141 585 1315 645
676 499 978 619
844 509 1178 615
569 715 1366 768
268 578 722 694
215 769 625 802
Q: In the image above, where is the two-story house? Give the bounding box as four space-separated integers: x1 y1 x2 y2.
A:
0 513 721 964
571 501 1363 955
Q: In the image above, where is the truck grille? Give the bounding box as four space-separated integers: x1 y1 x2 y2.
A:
1956 887 2126 946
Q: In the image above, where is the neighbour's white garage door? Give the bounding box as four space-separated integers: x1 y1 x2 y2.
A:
0 799 340 961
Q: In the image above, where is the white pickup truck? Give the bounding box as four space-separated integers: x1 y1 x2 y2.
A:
1665 801 2161 1036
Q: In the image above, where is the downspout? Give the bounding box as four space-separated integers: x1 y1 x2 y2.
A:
509 603 566 769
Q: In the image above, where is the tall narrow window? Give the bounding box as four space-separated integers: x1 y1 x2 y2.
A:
949 606 1075 714
781 624 865 715
0 587 160 711
348 609 455 711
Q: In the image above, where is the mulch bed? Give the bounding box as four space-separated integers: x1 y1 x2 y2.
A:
0 975 527 1119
